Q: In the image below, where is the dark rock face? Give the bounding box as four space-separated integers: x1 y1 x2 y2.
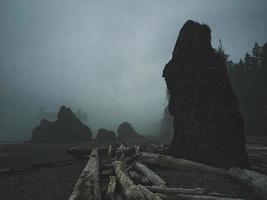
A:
263 43 267 66
117 122 143 140
163 20 249 168
160 106 173 141
96 129 116 140
31 106 92 142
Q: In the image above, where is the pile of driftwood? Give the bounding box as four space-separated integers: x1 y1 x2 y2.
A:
68 144 267 200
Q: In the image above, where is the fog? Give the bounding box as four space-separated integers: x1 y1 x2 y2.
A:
0 0 267 141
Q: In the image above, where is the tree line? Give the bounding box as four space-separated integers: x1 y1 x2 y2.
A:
225 42 267 136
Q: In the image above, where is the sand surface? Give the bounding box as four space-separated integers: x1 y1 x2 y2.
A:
0 160 86 200
1 138 267 200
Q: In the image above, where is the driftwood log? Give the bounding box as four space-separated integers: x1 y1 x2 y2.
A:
115 144 126 159
68 148 101 200
135 145 140 154
133 161 166 186
107 176 116 200
115 144 137 160
129 170 149 184
125 153 141 164
156 193 245 200
145 186 205 195
145 186 230 197
101 168 114 177
137 184 162 200
228 167 267 200
67 143 267 200
113 160 147 199
113 161 162 200
139 152 227 176
108 145 113 156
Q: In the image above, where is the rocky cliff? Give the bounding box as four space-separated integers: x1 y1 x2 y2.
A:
163 20 249 168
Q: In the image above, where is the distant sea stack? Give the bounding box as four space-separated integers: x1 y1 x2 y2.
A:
96 129 116 140
163 20 249 168
117 122 143 140
31 106 92 142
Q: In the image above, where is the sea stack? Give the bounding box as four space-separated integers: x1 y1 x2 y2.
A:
117 122 143 140
163 20 249 168
96 129 116 140
31 106 92 142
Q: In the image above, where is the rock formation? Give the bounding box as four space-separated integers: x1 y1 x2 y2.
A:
96 129 116 140
163 20 249 168
117 122 143 140
31 106 92 142
263 43 267 64
160 106 173 142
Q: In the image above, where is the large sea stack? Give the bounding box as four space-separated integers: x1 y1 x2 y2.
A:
117 122 143 140
31 106 92 142
163 20 249 168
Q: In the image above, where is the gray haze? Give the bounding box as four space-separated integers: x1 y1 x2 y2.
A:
0 0 267 141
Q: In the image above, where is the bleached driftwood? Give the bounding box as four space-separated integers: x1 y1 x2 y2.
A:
156 193 245 200
113 161 147 199
107 176 116 200
134 161 166 186
128 170 149 184
135 145 140 154
115 144 137 160
145 186 228 197
101 168 114 177
115 144 127 159
108 145 113 156
145 186 205 195
113 161 162 200
139 152 227 176
137 184 162 200
125 153 141 164
228 167 267 200
68 148 101 200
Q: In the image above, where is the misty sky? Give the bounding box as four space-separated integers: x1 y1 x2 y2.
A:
0 0 267 141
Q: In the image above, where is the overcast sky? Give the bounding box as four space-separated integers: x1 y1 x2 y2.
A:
0 0 267 140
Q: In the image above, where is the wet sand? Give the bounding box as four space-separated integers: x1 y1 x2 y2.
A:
0 142 107 169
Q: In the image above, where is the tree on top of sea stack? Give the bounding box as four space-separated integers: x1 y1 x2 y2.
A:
163 20 249 168
31 105 92 142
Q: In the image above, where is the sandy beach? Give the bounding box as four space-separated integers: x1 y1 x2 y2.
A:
1 138 267 200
